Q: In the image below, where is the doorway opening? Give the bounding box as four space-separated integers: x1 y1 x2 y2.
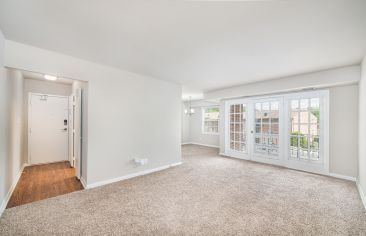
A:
6 68 88 208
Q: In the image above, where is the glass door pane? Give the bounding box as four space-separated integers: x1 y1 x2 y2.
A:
229 104 247 153
253 100 280 159
289 97 320 161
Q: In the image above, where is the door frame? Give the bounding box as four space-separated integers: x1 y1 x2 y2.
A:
74 88 82 179
28 92 70 165
69 95 75 167
68 89 82 179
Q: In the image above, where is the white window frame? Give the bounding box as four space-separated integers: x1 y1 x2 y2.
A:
223 90 329 175
201 106 220 135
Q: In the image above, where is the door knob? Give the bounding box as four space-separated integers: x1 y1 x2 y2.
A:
61 128 67 131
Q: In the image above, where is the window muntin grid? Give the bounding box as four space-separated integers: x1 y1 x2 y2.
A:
254 101 279 156
289 98 320 160
229 104 246 152
202 107 219 134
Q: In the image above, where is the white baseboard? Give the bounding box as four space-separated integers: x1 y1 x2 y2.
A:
86 162 183 189
171 162 183 167
27 160 68 167
0 163 28 217
220 152 356 182
183 142 219 148
80 177 88 189
329 173 356 182
357 181 366 210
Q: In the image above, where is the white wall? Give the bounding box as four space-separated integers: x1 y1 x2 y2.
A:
212 66 360 179
182 102 190 144
0 64 24 214
4 40 182 186
22 78 72 164
329 85 358 178
359 56 366 198
23 78 72 96
219 101 226 154
7 69 24 186
206 66 360 100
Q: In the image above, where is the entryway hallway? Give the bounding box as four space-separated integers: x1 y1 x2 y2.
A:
6 161 83 208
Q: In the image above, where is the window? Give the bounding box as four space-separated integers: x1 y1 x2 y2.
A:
289 98 320 161
229 104 246 152
202 107 219 134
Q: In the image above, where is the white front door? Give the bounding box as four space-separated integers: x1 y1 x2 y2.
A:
29 93 69 165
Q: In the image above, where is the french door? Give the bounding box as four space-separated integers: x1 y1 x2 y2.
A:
250 98 284 165
225 90 329 174
225 101 249 159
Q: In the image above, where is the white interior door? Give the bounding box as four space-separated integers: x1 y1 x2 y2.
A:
29 93 69 165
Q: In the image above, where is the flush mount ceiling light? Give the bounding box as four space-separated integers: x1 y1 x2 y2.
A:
44 74 57 81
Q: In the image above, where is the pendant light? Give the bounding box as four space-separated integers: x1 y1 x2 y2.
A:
184 96 195 115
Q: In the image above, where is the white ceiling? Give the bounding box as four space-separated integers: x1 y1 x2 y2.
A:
1 0 365 100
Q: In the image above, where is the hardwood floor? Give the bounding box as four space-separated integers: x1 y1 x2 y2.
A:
6 161 83 208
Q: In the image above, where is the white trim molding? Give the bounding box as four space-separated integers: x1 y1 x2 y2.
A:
329 173 356 182
357 181 366 210
181 142 191 145
182 142 219 148
85 162 183 189
80 177 88 189
170 162 183 167
0 163 28 217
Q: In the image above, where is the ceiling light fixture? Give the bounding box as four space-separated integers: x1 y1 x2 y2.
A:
44 74 57 81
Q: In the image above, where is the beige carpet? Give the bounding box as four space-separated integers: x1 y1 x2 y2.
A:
1 144 366 235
